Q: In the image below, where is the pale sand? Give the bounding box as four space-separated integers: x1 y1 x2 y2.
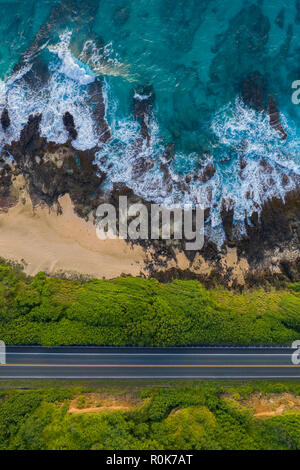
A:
0 193 147 279
0 176 250 283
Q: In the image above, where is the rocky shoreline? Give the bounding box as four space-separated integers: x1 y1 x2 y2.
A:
0 101 299 288
0 13 299 288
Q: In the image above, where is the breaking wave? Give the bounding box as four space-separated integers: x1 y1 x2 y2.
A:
95 93 300 245
0 30 299 244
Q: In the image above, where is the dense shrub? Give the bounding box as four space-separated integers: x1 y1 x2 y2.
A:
0 264 299 346
1 381 300 450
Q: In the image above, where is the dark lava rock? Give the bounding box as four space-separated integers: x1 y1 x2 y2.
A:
6 115 105 216
239 157 247 179
176 180 188 194
106 183 153 236
282 174 289 186
1 108 10 131
87 80 111 144
160 162 172 186
199 163 216 183
0 161 16 212
221 198 234 241
240 157 247 170
109 183 139 204
15 114 46 157
134 84 154 120
63 112 78 141
240 188 300 264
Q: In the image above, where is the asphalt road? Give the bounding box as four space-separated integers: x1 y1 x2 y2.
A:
0 346 299 379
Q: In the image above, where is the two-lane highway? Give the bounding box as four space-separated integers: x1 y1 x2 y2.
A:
0 346 299 379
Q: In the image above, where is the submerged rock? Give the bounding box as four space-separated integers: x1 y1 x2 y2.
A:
163 143 175 162
275 8 285 29
113 6 130 26
259 159 273 173
133 84 155 146
241 71 266 111
210 5 270 102
240 72 287 139
132 157 154 179
267 95 287 140
160 162 172 186
239 157 247 179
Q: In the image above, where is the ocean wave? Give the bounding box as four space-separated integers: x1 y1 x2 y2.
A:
210 98 300 221
211 98 300 172
0 32 101 150
0 32 299 246
48 31 96 86
95 93 300 246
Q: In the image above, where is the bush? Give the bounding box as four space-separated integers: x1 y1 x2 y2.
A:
1 382 300 450
0 264 299 346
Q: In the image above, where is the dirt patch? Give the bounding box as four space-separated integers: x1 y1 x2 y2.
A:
68 392 143 415
224 392 300 419
249 393 300 418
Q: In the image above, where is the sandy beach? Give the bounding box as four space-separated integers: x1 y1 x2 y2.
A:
0 192 147 279
0 183 252 284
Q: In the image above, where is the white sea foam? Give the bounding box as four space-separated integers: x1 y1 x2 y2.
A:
0 80 6 106
0 32 100 150
39 69 99 150
1 71 99 151
207 98 300 234
95 94 300 246
0 33 129 151
48 31 95 86
0 35 298 247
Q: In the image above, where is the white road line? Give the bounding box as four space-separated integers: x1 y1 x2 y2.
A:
6 353 292 356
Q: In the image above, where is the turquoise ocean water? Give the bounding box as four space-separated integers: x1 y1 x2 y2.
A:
0 0 300 241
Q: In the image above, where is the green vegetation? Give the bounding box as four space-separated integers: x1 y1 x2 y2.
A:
0 263 299 346
0 380 300 450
